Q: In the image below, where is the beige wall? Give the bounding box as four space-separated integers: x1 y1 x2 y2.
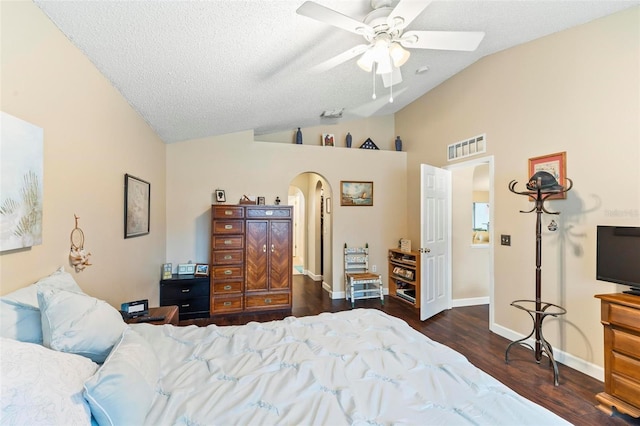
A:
165 131 407 295
396 7 640 374
0 2 167 307
451 166 490 300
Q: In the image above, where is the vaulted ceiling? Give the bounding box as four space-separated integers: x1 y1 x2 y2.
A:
34 0 639 143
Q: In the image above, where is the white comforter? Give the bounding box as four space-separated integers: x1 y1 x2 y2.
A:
132 309 569 425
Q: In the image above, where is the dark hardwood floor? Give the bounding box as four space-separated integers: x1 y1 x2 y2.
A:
183 275 638 425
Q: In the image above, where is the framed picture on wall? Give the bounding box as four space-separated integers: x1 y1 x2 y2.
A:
215 189 226 203
528 151 567 199
124 174 150 238
322 133 335 147
340 181 373 206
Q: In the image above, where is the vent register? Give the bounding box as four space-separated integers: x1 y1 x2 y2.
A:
448 134 486 161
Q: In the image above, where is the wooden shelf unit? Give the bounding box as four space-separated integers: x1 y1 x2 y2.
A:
388 248 420 307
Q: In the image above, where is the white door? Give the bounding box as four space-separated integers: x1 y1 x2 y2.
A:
420 164 452 320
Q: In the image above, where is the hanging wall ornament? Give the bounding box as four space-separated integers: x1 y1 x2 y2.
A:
69 214 91 272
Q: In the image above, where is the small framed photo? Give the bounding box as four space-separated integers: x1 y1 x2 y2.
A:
528 151 567 200
177 263 196 275
195 264 209 276
257 196 266 205
161 263 172 279
215 189 226 203
322 133 335 147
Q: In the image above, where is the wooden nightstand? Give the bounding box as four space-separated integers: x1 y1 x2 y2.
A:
125 305 179 325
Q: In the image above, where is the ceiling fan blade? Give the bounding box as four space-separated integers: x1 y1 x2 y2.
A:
381 67 403 88
310 44 371 73
296 1 374 37
387 0 432 31
400 30 485 51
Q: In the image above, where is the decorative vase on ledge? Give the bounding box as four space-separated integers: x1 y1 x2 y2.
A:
346 132 352 148
295 128 303 144
395 136 403 151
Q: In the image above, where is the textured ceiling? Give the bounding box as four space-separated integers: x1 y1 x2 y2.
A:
34 0 639 143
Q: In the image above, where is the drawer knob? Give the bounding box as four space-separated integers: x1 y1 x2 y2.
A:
181 289 190 293
223 301 232 307
266 210 273 216
224 210 233 216
224 255 232 260
264 298 272 304
181 303 190 308
224 240 232 245
223 285 232 290
224 224 233 230
224 270 232 275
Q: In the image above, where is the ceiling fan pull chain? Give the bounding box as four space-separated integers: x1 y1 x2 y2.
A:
372 63 377 100
389 81 394 103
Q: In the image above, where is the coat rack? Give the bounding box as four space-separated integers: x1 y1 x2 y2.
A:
504 171 573 386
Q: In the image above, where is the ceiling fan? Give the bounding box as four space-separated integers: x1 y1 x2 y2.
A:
296 0 485 88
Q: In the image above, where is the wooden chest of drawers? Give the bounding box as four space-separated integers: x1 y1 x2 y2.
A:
211 206 245 315
210 205 292 317
595 293 640 419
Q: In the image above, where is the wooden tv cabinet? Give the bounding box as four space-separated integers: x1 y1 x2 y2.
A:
594 293 640 419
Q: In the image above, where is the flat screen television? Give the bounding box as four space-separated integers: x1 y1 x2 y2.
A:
596 226 640 295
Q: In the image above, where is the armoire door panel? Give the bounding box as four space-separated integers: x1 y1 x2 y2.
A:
269 220 292 290
246 220 268 291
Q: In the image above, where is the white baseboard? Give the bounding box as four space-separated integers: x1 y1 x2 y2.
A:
452 296 489 307
306 271 322 281
490 322 604 382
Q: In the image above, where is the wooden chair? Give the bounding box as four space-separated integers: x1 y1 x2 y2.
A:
344 243 383 308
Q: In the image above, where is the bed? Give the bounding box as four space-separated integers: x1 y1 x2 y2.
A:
1 268 570 425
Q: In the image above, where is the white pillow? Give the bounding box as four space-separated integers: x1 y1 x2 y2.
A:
38 287 126 363
0 267 84 344
0 337 98 425
84 328 160 426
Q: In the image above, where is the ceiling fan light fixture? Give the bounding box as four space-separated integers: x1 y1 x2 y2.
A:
370 38 392 75
375 53 392 75
357 48 375 72
389 42 410 67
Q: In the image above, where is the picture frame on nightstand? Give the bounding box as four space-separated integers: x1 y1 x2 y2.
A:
162 263 172 279
177 263 196 275
195 264 209 276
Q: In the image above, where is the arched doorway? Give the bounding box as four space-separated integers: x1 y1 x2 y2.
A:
288 172 333 292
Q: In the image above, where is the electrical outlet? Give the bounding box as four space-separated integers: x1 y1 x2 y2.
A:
501 235 511 246
372 265 377 272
